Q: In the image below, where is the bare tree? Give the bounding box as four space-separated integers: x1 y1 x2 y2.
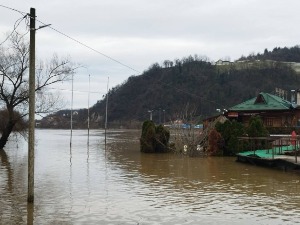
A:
163 60 173 68
169 102 205 156
0 33 77 149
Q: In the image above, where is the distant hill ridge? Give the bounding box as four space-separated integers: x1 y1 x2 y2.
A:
239 45 300 62
39 45 300 129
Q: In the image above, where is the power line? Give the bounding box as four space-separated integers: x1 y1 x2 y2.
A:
0 4 141 74
4 82 105 95
0 4 26 16
36 20 142 74
0 14 28 46
0 4 224 109
48 87 105 94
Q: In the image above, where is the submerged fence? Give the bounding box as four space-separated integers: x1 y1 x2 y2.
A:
238 135 299 163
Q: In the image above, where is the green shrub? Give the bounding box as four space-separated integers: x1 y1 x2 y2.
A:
247 116 269 137
140 121 170 153
216 120 245 155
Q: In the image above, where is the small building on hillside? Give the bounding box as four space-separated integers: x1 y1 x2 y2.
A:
226 92 300 128
215 59 232 66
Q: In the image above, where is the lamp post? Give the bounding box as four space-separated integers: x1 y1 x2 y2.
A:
148 110 153 121
87 74 90 145
105 77 109 146
70 73 74 148
159 108 161 124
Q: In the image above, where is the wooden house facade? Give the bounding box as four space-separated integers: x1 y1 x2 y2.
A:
225 92 300 128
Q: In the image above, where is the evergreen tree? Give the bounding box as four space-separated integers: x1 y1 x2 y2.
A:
216 120 245 155
140 121 170 153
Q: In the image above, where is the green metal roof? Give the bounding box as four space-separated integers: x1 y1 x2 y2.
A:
229 92 293 111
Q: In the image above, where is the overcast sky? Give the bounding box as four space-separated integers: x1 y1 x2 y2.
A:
1 0 300 111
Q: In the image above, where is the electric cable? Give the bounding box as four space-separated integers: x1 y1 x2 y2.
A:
0 14 27 46
36 20 141 74
0 4 26 16
0 4 226 110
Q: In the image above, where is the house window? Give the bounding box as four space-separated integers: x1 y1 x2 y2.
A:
282 116 291 127
265 118 273 127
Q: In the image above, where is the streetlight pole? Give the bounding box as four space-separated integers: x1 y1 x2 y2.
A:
70 74 74 147
28 7 36 203
148 110 153 121
105 77 109 146
87 74 90 145
159 108 161 124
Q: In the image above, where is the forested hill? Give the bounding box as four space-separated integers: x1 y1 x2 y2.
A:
41 46 300 128
89 50 300 127
239 45 300 62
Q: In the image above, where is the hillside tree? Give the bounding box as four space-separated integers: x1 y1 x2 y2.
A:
0 33 77 149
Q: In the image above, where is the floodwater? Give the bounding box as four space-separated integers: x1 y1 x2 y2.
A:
0 129 300 225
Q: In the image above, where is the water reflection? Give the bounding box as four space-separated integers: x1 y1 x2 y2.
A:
104 130 300 223
0 129 300 224
0 149 13 193
0 147 27 224
27 203 34 225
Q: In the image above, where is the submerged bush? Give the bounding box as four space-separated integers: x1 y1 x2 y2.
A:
216 120 245 155
140 120 170 153
247 116 270 150
207 128 223 156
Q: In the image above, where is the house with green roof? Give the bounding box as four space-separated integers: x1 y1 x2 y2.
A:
226 92 300 128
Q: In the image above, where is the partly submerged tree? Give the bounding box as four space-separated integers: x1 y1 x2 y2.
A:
216 120 245 155
140 120 156 153
247 116 269 137
140 120 170 153
247 116 269 150
0 109 27 140
207 128 223 156
154 124 170 152
0 33 77 149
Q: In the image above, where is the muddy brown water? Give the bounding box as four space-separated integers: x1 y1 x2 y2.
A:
0 129 299 225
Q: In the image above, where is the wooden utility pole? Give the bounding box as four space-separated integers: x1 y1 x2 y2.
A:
28 7 36 203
